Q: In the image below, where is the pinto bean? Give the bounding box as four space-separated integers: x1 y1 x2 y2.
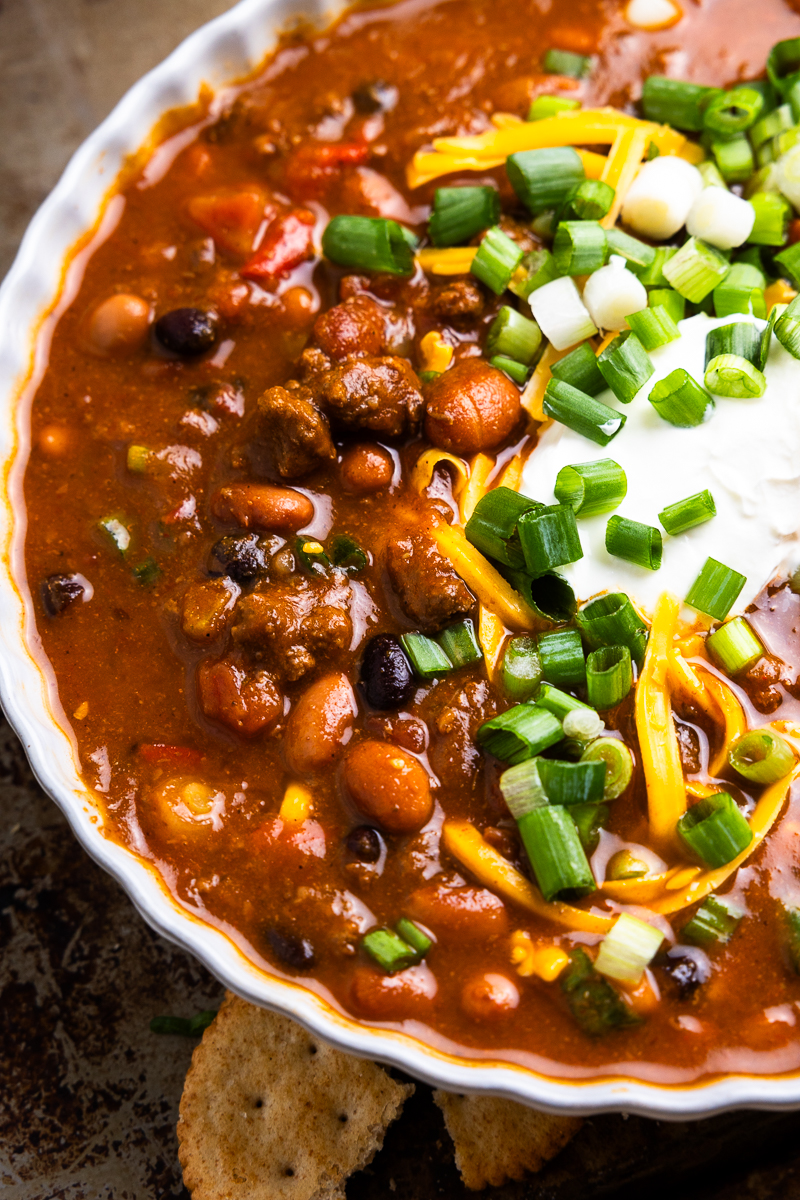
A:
424 359 522 455
406 884 508 939
460 972 520 1021
284 671 357 773
350 963 437 1020
84 293 151 355
211 483 314 532
343 739 433 834
340 443 394 494
313 295 386 359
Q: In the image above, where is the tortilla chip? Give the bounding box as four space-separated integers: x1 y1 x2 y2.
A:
433 1090 582 1190
178 993 413 1200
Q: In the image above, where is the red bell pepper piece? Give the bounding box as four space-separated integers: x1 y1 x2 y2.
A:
186 188 272 256
241 209 316 285
285 141 369 200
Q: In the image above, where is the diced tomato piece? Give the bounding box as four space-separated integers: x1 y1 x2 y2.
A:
187 188 272 256
139 743 204 766
789 218 800 246
241 210 316 286
285 141 369 200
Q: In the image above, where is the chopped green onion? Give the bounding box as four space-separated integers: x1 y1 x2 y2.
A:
677 792 753 868
536 758 606 806
728 728 795 784
437 618 482 669
509 248 560 299
99 514 132 556
580 737 634 800
648 368 714 427
748 191 792 245
499 757 549 819
648 287 685 325
538 628 586 688
553 221 608 276
395 918 433 957
486 305 542 365
697 160 728 189
703 87 765 137
543 48 591 78
704 353 767 398
536 683 591 721
150 1011 217 1037
543 378 626 447
576 593 648 667
706 615 764 674
550 342 607 396
471 226 524 295
506 147 586 216
711 135 754 183
594 913 663 986
767 37 800 98
518 503 584 576
296 537 330 576
596 331 654 404
626 306 680 352
570 803 608 854
490 355 530 384
331 535 368 573
133 557 162 588
400 632 452 679
322 215 415 275
362 928 420 973
428 186 501 248
750 103 793 147
554 458 627 519
605 516 662 572
567 180 615 221
705 321 761 367
562 706 604 743
528 94 582 120
663 237 730 302
640 77 719 132
529 276 598 349
507 570 577 623
561 948 640 1036
636 246 677 288
685 557 746 621
464 486 540 569
605 228 657 273
501 635 543 701
774 241 800 289
476 702 564 764
518 805 595 900
682 895 743 945
658 489 716 535
775 293 800 358
586 644 633 709
757 305 780 371
713 263 767 319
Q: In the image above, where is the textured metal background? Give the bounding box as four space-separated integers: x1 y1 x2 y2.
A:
5 2 800 1196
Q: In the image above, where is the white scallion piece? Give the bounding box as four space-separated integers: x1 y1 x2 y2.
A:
775 144 800 209
529 276 598 350
594 913 664 986
686 188 755 249
499 759 548 820
562 707 604 742
582 255 648 332
625 0 681 30
621 156 704 241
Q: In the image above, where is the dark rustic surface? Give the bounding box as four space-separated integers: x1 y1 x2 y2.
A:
5 0 800 1197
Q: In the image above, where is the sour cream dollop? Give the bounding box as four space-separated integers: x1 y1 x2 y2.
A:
520 314 800 617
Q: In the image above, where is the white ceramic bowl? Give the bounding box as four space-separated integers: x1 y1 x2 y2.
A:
2 0 799 1119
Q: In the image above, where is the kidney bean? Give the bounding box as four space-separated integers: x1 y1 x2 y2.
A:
84 293 151 355
406 884 509 939
340 444 394 494
343 739 432 834
284 672 357 773
424 359 521 455
460 972 520 1021
349 963 437 1020
211 483 314 532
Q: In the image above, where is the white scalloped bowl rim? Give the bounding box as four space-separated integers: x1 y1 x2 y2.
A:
1 0 799 1119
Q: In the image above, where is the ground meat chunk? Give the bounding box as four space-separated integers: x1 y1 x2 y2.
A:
386 532 474 632
675 720 701 775
256 384 335 478
311 355 424 437
312 294 387 359
431 278 485 323
232 574 353 680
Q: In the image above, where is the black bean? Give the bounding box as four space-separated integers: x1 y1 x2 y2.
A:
265 927 315 970
662 954 707 998
41 573 86 617
352 80 398 114
154 308 218 357
345 825 382 863
360 634 414 710
209 534 266 582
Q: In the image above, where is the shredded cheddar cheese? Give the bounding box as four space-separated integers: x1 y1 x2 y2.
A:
432 522 537 630
416 246 478 274
521 343 569 421
635 592 686 851
478 605 507 676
